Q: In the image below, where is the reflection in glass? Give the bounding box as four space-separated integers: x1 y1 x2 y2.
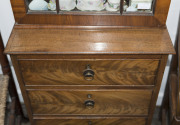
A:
28 0 56 11
123 0 153 13
59 0 121 12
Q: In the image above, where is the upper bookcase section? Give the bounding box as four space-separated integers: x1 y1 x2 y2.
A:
11 0 171 27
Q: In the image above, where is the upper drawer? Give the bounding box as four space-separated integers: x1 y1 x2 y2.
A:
19 59 159 86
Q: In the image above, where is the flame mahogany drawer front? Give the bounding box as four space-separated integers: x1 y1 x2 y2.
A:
5 28 175 125
18 59 159 86
27 89 152 115
33 118 147 125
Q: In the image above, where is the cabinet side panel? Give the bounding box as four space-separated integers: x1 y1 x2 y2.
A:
146 55 168 125
10 55 34 124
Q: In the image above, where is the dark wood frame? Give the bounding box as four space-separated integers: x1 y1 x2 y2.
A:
26 0 156 16
160 14 180 125
0 33 25 125
11 0 170 27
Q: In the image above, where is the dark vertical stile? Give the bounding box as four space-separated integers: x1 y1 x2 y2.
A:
56 0 59 14
120 0 124 15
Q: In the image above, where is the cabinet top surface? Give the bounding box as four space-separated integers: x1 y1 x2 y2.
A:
5 28 175 55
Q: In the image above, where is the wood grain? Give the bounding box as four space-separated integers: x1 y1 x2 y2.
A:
4 28 175 55
33 117 147 125
146 55 168 125
10 55 34 123
16 54 162 59
10 0 170 27
28 89 152 115
19 59 159 86
0 33 24 121
169 74 178 121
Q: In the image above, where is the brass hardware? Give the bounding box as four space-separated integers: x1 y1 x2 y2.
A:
87 94 92 99
83 65 95 81
85 100 95 109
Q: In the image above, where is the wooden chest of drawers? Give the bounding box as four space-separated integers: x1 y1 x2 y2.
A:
5 27 175 125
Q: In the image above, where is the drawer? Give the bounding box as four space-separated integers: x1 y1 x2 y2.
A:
34 117 147 125
28 89 152 115
19 59 159 85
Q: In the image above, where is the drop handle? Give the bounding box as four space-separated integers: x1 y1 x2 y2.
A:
83 65 95 81
85 100 95 109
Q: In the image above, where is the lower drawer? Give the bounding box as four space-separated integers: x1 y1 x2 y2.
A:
33 117 146 125
28 89 152 115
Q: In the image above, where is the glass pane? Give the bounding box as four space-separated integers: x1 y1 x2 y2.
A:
123 0 154 14
27 0 56 12
59 0 121 14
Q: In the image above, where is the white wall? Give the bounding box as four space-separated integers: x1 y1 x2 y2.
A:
0 0 15 46
156 0 180 105
0 0 24 103
0 66 2 74
0 0 180 105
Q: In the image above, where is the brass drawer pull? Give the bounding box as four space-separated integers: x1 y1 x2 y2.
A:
83 65 95 81
85 100 95 109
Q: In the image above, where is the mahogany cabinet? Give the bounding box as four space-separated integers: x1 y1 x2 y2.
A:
5 0 175 124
